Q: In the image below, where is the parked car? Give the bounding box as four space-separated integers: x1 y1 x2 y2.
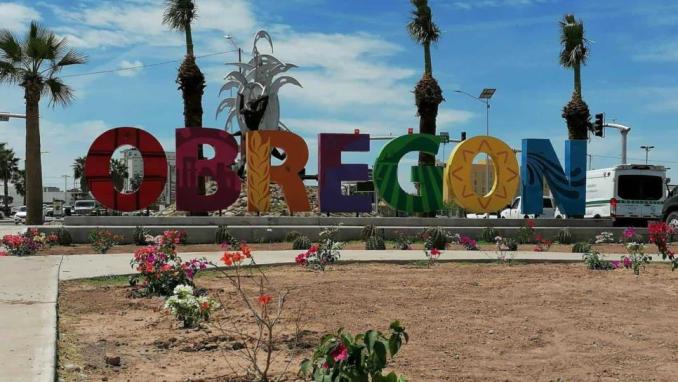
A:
73 200 97 216
500 196 563 219
14 206 27 224
662 185 678 228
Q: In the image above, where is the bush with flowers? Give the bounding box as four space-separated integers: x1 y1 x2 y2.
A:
423 247 442 268
164 284 218 328
299 320 409 382
533 234 552 252
516 219 537 244
622 242 651 276
648 221 677 271
583 250 619 270
1 228 57 256
88 229 122 254
594 231 615 244
129 230 208 296
450 233 478 251
495 236 517 265
295 227 343 271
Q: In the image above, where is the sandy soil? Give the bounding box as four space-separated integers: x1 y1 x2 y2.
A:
58 263 678 382
40 242 678 255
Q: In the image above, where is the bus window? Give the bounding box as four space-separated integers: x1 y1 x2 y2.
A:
618 175 664 200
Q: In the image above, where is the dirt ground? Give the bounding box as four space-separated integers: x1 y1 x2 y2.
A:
41 242 678 255
58 262 678 382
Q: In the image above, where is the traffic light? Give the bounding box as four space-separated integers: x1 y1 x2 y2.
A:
593 113 604 137
460 131 467 141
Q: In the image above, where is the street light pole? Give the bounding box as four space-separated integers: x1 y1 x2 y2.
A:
641 145 655 165
0 112 27 122
454 88 496 194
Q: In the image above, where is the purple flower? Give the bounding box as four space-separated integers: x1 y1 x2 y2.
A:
623 256 632 269
623 227 636 239
610 260 621 269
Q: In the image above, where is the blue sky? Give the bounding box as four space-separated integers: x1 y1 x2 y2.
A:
2 0 678 190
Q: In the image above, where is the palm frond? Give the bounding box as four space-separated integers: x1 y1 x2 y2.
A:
44 77 75 107
407 0 440 45
0 29 23 63
56 49 87 68
162 0 197 32
559 14 589 67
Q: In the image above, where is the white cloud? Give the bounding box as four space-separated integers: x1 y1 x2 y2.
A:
452 0 552 10
633 41 678 63
117 60 144 77
0 3 40 32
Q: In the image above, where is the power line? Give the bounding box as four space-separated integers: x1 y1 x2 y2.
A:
61 49 240 78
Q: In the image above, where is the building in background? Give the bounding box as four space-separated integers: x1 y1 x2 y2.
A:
122 149 176 207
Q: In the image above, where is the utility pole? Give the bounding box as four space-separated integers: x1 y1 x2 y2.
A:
62 175 69 204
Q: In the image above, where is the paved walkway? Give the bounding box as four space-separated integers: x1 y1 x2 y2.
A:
0 249 667 381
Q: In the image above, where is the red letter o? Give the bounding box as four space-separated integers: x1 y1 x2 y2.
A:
85 127 167 212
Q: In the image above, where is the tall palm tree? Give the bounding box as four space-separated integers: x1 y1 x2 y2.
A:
110 159 129 193
0 21 87 224
163 0 205 130
0 144 19 214
408 0 444 167
559 14 591 140
72 156 88 194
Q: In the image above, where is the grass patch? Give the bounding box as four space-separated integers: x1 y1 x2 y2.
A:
74 274 130 287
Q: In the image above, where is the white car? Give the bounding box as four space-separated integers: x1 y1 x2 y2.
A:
13 206 27 224
500 197 564 219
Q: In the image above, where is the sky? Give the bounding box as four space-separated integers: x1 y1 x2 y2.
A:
1 0 678 190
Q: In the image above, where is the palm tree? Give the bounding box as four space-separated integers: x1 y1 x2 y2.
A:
163 0 205 130
559 14 591 140
12 169 25 205
0 144 19 214
110 159 129 193
0 21 87 224
72 156 88 194
408 0 444 167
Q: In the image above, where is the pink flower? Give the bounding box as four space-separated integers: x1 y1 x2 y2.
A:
330 343 348 362
623 227 636 239
623 256 632 269
0 251 8 257
430 248 441 257
610 260 621 269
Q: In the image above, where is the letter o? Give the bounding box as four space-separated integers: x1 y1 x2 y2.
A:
444 136 520 213
85 127 168 212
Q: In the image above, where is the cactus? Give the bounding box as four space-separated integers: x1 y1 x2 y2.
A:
361 224 378 241
285 230 302 242
423 227 449 250
56 228 72 246
557 228 573 244
133 225 149 245
481 226 499 243
572 242 592 253
365 235 386 250
215 225 240 249
293 235 312 250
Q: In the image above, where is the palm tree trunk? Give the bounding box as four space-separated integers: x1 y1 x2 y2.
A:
424 42 432 76
185 24 194 57
3 178 9 214
574 63 581 95
25 88 44 225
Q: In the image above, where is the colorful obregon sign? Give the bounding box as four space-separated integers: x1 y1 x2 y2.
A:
85 127 587 217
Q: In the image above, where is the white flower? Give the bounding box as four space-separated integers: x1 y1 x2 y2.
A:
173 284 193 297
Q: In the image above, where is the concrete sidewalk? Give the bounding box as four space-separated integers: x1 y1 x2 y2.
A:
0 249 663 381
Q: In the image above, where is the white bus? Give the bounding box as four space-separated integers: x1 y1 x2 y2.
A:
585 164 667 223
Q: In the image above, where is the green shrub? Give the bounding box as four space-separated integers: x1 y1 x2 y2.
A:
293 235 312 250
89 229 122 254
504 237 518 251
583 251 615 270
572 242 592 253
365 235 386 250
300 321 408 382
285 230 302 242
133 225 149 245
556 228 573 244
481 226 499 243
215 225 239 249
422 227 449 250
56 228 72 246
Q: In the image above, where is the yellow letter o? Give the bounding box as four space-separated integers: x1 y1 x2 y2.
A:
443 136 520 213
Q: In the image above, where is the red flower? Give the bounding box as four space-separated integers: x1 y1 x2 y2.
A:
430 248 441 257
330 343 349 362
221 252 234 266
160 264 172 272
257 294 272 306
0 251 8 257
527 219 536 229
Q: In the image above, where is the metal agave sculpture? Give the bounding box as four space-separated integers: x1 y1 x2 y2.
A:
217 30 302 134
